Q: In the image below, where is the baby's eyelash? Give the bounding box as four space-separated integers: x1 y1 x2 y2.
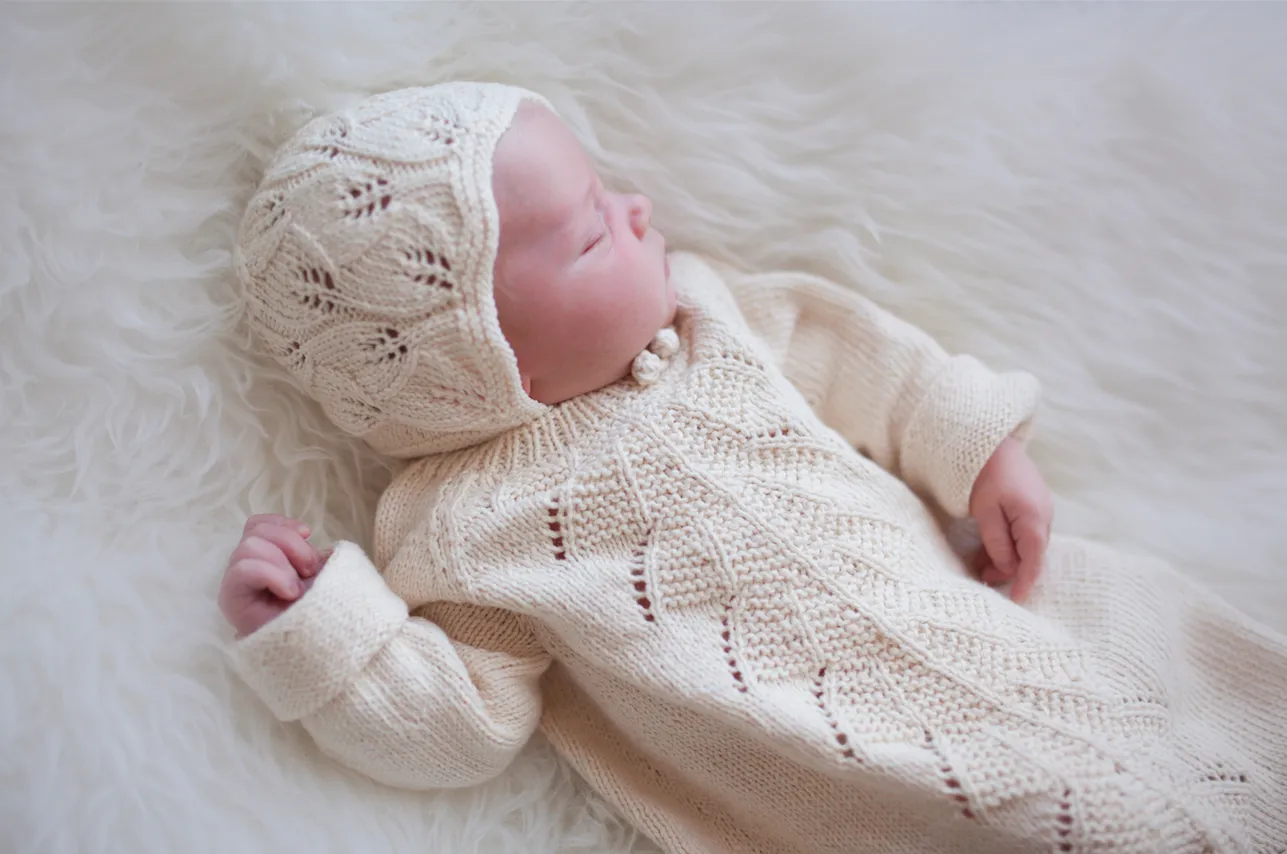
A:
583 210 608 254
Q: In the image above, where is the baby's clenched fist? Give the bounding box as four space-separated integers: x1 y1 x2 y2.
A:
219 514 328 637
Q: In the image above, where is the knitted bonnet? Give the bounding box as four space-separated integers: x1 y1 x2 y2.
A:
234 82 554 458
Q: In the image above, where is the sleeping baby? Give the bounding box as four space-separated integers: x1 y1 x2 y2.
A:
222 82 1287 853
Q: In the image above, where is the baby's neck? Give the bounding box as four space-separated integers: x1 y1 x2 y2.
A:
527 324 679 404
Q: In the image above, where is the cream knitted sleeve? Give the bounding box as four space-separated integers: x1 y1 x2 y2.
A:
229 541 549 790
723 263 1040 517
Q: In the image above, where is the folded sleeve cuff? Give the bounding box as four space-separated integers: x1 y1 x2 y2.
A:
899 356 1041 518
227 540 408 722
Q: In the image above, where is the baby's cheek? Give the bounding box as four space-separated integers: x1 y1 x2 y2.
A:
560 289 625 350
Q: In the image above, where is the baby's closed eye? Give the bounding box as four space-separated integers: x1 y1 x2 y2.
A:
584 210 609 255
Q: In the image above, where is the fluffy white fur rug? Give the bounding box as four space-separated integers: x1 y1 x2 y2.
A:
3 4 1285 852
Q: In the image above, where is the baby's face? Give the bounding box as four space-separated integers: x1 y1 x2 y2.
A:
492 103 676 404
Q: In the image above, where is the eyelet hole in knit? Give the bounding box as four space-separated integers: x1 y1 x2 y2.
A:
722 601 747 692
320 120 349 160
1054 788 1075 850
262 194 286 230
924 731 975 821
299 267 336 290
402 247 454 290
630 535 655 622
718 349 763 370
342 177 392 220
1203 762 1249 784
423 113 464 147
425 127 457 146
812 667 859 761
294 267 340 314
284 341 306 371
360 327 410 364
547 497 567 561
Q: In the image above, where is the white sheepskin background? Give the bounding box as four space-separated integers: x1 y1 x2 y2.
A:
3 4 1285 852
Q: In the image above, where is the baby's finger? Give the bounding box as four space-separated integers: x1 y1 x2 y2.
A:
245 522 320 576
1010 517 1047 604
242 514 310 538
976 504 1018 578
231 534 293 573
979 564 1012 588
1010 564 1038 604
972 550 1004 585
235 558 302 601
242 514 290 534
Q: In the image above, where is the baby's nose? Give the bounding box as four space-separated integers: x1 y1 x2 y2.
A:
627 194 653 239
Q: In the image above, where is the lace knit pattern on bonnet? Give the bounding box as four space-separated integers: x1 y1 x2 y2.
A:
234 82 554 457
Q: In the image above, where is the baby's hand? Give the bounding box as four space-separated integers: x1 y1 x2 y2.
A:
968 438 1053 604
219 514 328 637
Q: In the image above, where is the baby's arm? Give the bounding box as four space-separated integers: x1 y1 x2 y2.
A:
229 541 549 790
721 262 1039 519
718 258 1053 599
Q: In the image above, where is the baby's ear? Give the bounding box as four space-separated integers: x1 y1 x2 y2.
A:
522 375 533 396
